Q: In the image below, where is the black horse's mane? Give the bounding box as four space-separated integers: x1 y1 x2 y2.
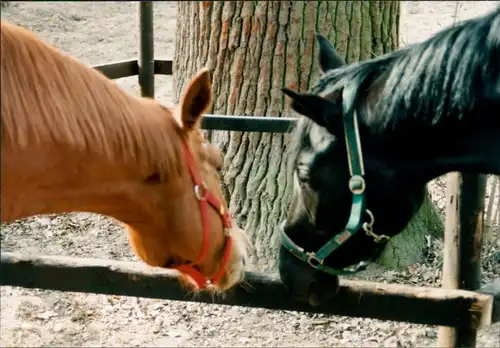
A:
299 7 500 138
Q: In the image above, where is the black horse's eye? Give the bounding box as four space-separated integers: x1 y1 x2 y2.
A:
297 162 310 183
297 170 309 183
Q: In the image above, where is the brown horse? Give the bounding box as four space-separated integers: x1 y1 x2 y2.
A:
0 20 249 293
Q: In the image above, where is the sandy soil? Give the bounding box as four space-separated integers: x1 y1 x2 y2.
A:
1 1 499 347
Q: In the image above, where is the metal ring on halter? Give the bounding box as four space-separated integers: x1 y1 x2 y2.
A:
365 209 375 228
194 183 208 201
307 253 323 268
348 175 366 194
362 222 373 234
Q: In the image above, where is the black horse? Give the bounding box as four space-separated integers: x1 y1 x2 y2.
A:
279 7 500 306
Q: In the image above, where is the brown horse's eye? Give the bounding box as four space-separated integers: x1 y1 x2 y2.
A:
144 172 161 184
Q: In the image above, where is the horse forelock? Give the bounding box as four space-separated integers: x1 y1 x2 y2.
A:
288 114 335 171
309 6 500 132
0 20 185 179
289 117 313 162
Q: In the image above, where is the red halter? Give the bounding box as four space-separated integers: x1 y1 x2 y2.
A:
170 137 234 289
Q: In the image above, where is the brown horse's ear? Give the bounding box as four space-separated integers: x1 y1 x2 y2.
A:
180 67 213 131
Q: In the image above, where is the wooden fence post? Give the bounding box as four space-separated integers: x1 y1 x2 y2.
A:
438 173 487 347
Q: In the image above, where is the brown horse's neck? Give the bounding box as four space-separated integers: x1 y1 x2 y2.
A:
0 20 189 224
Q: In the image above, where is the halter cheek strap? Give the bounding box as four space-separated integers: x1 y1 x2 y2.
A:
170 138 234 289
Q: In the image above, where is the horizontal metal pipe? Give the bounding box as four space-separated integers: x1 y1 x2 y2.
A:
201 115 296 133
93 59 172 79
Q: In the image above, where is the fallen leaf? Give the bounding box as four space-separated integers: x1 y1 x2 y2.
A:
35 310 58 320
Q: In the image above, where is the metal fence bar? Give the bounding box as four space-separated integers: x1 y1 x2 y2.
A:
0 252 495 329
93 59 296 133
137 2 154 98
154 59 172 76
93 59 172 79
201 115 296 133
94 59 139 79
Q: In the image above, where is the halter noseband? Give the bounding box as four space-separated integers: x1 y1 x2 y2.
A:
280 82 390 276
169 137 233 290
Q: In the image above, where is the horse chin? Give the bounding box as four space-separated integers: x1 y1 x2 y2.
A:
290 287 336 307
175 272 218 296
174 256 246 295
308 292 322 307
287 277 340 306
176 272 244 299
217 261 247 292
176 272 203 293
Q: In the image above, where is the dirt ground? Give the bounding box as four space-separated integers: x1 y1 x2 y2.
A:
1 1 499 347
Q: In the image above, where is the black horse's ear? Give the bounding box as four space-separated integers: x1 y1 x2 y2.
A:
283 87 343 136
282 88 327 127
316 33 345 72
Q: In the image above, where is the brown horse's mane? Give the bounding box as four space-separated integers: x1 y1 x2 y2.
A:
1 20 184 177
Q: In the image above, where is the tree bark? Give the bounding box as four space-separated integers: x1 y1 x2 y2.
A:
378 188 444 269
173 1 441 273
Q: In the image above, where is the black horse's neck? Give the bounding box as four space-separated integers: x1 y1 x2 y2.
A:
366 122 500 189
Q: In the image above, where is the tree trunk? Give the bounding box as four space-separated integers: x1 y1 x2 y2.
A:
378 188 444 269
173 1 441 273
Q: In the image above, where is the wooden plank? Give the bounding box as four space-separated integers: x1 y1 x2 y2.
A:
0 251 495 329
438 173 487 348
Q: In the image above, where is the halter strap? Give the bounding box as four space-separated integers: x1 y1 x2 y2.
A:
169 138 233 289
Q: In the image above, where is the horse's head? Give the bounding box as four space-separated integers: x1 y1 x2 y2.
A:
278 35 426 306
0 22 247 292
126 68 248 293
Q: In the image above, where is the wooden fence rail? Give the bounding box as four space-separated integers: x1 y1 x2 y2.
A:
0 251 496 330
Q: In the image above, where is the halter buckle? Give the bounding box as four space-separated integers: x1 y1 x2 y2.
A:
307 253 323 268
349 175 366 194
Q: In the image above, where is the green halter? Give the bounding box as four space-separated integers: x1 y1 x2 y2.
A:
280 82 390 276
